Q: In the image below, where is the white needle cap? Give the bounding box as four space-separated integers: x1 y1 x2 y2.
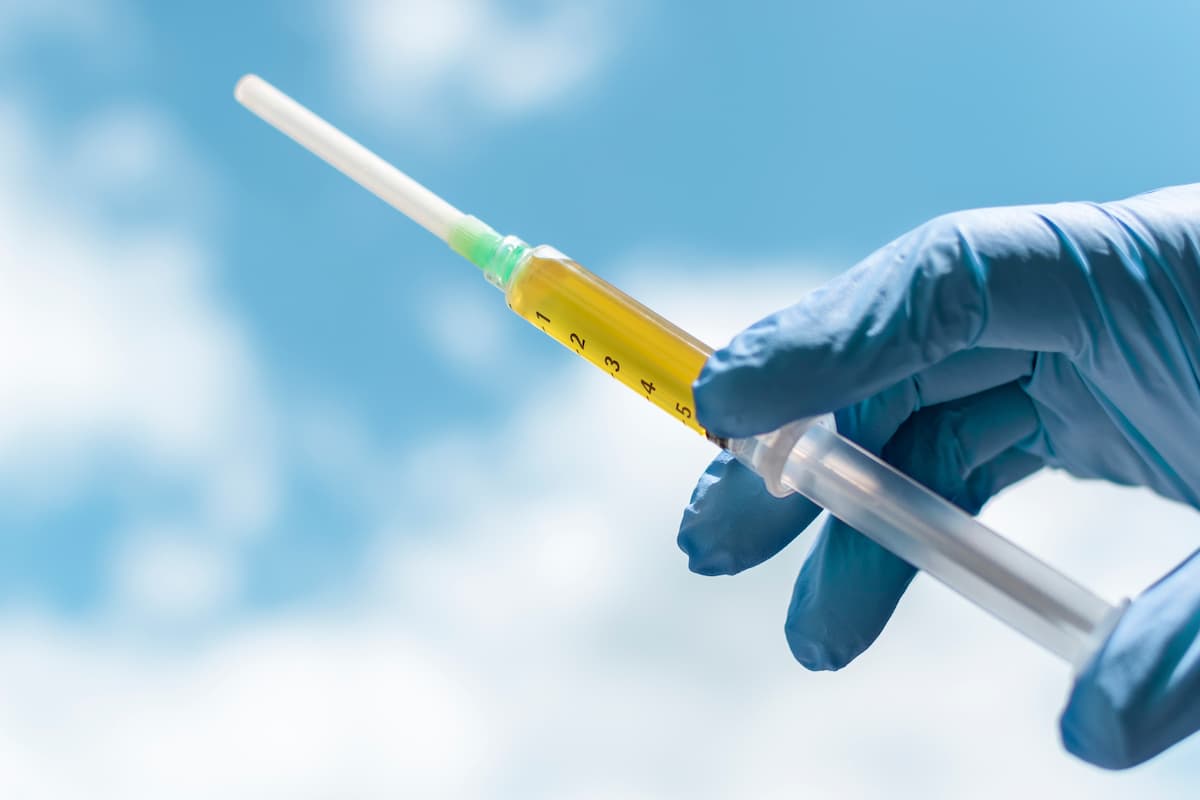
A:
235 74 464 242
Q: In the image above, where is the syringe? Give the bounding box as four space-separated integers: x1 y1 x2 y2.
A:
235 75 1126 671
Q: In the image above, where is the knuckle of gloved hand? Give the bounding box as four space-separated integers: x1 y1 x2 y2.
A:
905 212 989 364
715 316 780 370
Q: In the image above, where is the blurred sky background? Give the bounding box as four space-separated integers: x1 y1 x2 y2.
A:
2 0 1200 796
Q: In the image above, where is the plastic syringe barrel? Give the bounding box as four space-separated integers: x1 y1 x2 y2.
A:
729 420 1126 669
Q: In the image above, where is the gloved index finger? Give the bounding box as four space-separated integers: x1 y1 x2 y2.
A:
694 203 1105 438
678 347 1032 580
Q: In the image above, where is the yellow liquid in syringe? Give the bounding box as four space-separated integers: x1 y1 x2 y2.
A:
504 248 712 437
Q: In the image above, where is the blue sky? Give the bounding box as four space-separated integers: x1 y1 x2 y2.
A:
2 0 1200 796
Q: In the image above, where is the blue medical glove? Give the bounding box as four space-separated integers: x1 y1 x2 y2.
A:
677 184 1200 769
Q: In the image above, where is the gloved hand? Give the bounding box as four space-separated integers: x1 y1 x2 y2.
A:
677 184 1200 769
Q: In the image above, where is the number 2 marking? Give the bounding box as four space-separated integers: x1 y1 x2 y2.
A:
570 333 586 352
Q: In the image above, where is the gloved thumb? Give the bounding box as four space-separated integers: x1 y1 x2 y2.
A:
694 207 1096 439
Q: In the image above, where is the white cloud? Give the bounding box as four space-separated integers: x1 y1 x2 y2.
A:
0 78 276 664
0 255 1198 795
0 99 278 535
0 619 496 800
331 0 628 130
357 264 1200 797
109 526 240 626
420 283 512 374
66 104 218 221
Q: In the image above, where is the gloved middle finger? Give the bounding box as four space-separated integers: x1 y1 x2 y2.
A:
783 382 1041 670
